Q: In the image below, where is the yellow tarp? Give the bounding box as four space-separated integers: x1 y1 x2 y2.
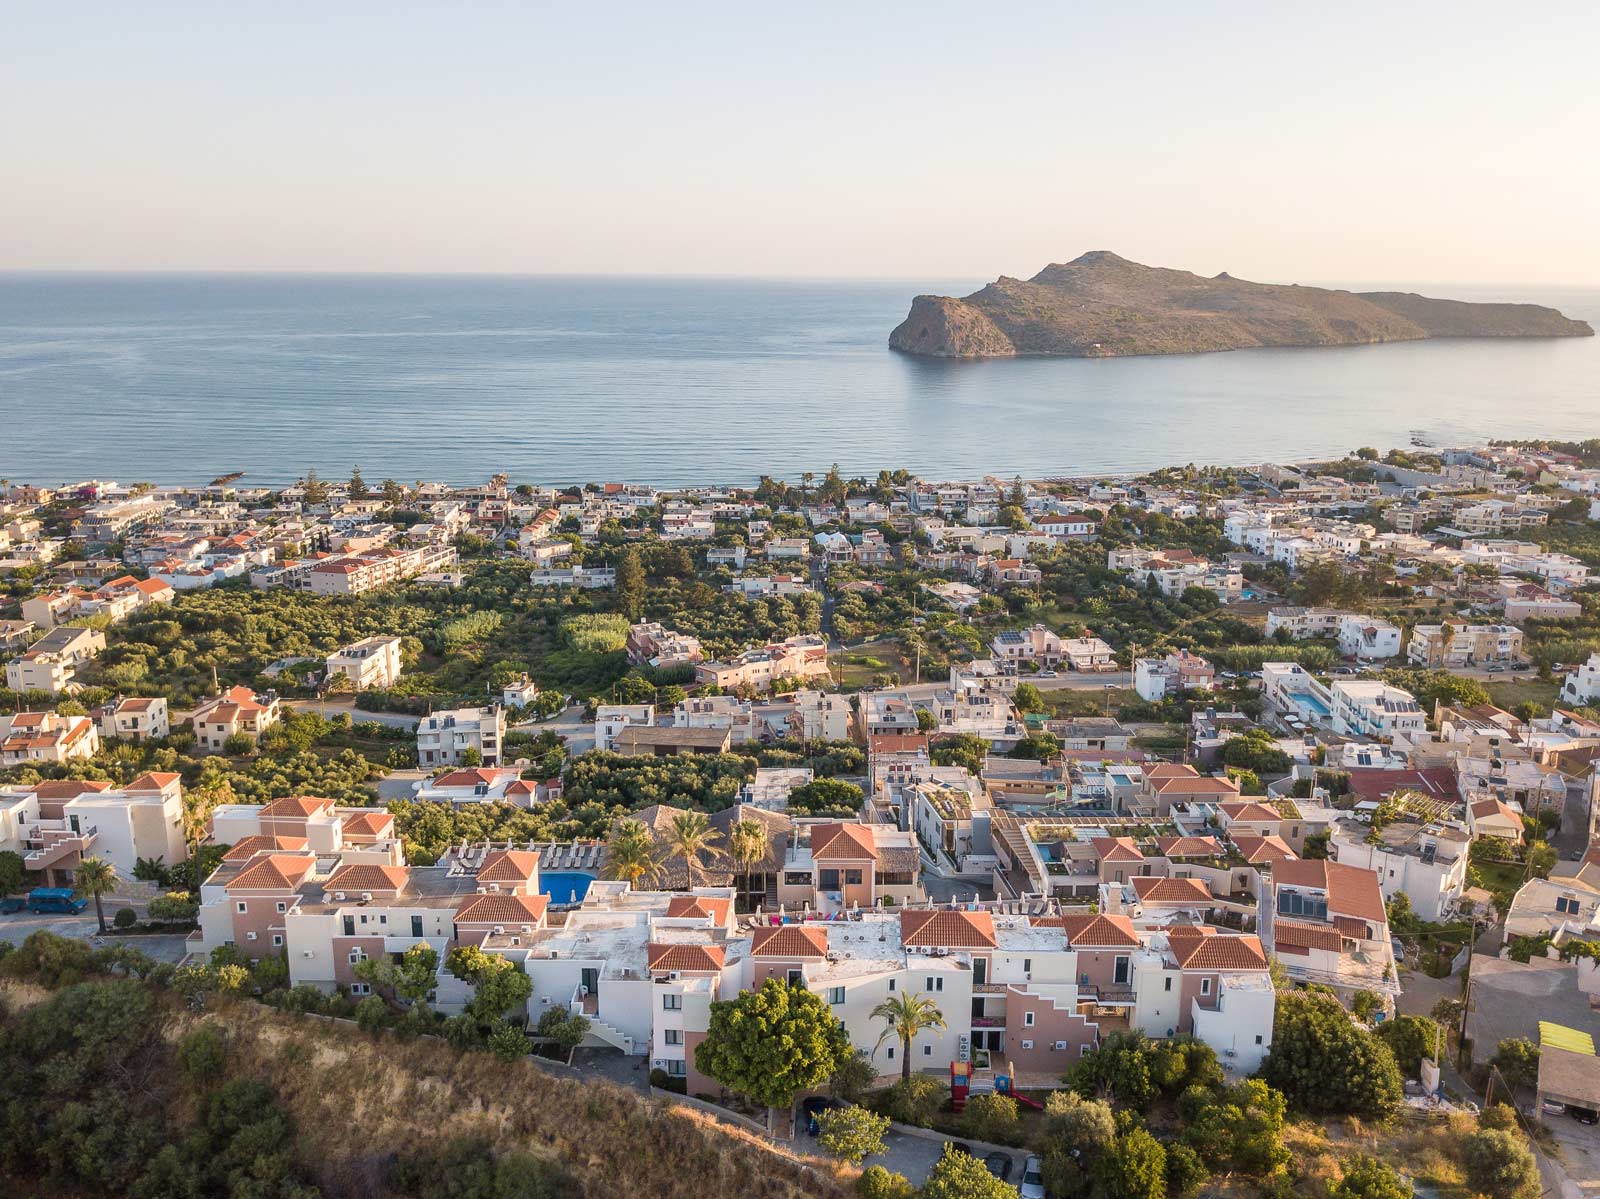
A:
1539 1022 1597 1055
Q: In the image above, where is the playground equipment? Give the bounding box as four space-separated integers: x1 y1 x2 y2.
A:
995 1074 1044 1110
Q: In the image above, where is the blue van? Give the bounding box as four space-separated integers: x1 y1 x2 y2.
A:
27 887 89 915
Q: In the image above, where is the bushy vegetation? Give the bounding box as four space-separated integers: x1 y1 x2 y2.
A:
1260 991 1404 1118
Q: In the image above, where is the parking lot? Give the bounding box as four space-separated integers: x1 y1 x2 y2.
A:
0 909 193 962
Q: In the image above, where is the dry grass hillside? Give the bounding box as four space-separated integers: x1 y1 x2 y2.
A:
0 979 852 1199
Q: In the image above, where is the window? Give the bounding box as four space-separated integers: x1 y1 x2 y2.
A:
666 1060 686 1077
343 916 355 936
888 978 896 992
236 901 247 914
1200 978 1212 996
1113 956 1130 985
926 977 942 992
349 950 366 965
923 1045 931 1056
662 994 681 1011
827 988 845 1004
275 901 287 913
664 1029 683 1045
1024 1011 1036 1027
787 968 804 986
412 915 424 937
845 870 863 885
1164 977 1173 992
271 934 283 947
246 931 257 941
1255 1034 1264 1045
350 983 370 996
1023 959 1032 974
379 915 387 925
886 1046 894 1060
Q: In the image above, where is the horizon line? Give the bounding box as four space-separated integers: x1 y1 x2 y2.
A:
0 266 1595 294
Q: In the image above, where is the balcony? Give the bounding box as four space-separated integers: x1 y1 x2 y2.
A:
21 821 99 870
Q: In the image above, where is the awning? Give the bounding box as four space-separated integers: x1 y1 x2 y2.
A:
1539 1022 1597 1055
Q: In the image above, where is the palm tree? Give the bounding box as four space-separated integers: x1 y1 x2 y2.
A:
603 819 664 891
871 992 947 1083
727 818 768 904
74 856 118 934
664 811 721 891
181 782 231 888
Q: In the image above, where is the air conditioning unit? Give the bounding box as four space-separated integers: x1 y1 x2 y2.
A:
334 891 346 901
492 925 505 935
1021 1039 1034 1050
361 892 372 902
302 950 315 958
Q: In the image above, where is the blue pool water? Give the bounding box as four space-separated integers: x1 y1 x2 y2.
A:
539 871 595 905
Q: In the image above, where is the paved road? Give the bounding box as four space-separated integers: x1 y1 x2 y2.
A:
791 1107 1026 1188
0 910 192 962
282 697 420 731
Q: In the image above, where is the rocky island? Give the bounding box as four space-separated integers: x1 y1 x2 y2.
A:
889 251 1594 358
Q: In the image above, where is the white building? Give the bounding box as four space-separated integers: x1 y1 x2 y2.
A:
1562 654 1600 707
595 704 655 752
325 635 403 691
416 705 505 767
1330 680 1426 740
1336 615 1403 661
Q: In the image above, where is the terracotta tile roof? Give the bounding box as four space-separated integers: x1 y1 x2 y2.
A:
1144 763 1200 779
127 770 180 790
1272 919 1345 953
1167 928 1268 971
665 895 732 923
1232 834 1297 864
1034 912 1141 948
477 849 542 883
30 780 114 799
1131 876 1213 904
259 795 336 819
1470 798 1522 824
1153 775 1241 795
1275 859 1387 923
900 908 998 948
432 767 512 788
134 578 173 597
223 835 309 861
1218 801 1284 821
324 863 410 894
226 853 314 891
810 822 878 861
340 810 394 837
1090 836 1145 862
868 734 930 755
750 924 830 958
454 892 549 925
1154 835 1223 858
647 943 727 972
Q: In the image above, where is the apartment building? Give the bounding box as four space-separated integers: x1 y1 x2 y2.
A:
412 767 550 807
95 695 170 742
1330 815 1470 923
191 685 282 752
1336 615 1404 661
757 689 852 742
625 622 704 669
595 704 655 752
1260 858 1398 1004
325 635 404 691
1330 680 1426 740
1406 622 1524 669
694 635 828 693
0 772 185 885
990 625 1064 666
527 564 616 588
301 545 459 596
416 705 505 767
1062 637 1118 672
4 624 107 694
1133 650 1215 702
0 711 100 766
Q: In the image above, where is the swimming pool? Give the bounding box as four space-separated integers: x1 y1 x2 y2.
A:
539 871 596 905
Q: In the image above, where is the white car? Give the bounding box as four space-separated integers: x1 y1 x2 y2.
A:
1020 1154 1046 1199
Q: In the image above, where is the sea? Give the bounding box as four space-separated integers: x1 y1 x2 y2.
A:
0 273 1596 488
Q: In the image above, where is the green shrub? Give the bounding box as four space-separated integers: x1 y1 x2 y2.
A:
113 906 138 928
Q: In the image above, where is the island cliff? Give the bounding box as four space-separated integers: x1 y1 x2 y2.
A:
888 252 1594 358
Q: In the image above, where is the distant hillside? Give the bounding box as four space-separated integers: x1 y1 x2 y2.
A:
888 252 1594 358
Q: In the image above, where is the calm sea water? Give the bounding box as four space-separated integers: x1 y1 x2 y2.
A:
0 273 1595 487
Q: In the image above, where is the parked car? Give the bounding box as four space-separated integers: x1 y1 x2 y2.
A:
0 896 27 915
1485 664 1506 674
984 1152 1013 1182
1568 1104 1599 1125
1037 670 1057 679
1020 1154 1047 1199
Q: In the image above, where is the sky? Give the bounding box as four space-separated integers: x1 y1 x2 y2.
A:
3 1 1599 285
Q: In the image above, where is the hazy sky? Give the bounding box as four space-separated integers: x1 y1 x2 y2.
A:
4 2 1598 284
